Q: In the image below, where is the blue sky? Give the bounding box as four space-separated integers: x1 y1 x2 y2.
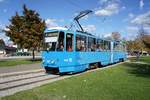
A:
0 0 150 44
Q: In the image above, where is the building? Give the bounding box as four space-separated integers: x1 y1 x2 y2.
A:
0 39 17 57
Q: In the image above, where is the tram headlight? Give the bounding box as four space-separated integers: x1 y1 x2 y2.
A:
46 60 57 64
47 60 50 63
42 60 45 63
42 57 46 63
50 60 56 64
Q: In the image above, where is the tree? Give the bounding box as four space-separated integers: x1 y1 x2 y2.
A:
138 27 150 49
126 37 146 55
127 27 150 56
126 40 135 52
142 34 150 49
5 5 46 60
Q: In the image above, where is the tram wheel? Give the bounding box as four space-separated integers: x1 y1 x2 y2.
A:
119 58 124 62
89 63 99 69
94 63 99 68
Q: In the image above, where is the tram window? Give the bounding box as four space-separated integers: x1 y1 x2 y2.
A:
114 42 120 51
76 35 87 51
88 37 96 51
44 32 59 51
103 40 110 51
45 42 56 51
66 33 73 52
96 39 104 51
57 32 64 51
114 42 116 51
101 40 105 50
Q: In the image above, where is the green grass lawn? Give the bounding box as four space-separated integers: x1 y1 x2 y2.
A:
0 59 41 67
1 62 150 100
129 56 150 63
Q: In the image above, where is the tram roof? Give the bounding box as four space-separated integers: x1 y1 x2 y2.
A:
44 27 68 33
44 28 124 43
44 28 94 36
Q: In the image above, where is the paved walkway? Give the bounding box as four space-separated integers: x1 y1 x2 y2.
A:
0 62 125 97
0 63 43 74
0 56 41 60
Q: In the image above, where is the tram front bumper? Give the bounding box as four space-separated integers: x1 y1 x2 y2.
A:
42 59 58 68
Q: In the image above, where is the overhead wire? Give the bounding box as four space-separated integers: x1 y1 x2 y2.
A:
67 0 84 10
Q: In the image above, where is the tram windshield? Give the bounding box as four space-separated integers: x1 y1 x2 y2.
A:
44 32 65 51
44 32 59 51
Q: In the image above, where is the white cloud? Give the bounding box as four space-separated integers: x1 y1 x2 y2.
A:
103 33 112 38
0 22 4 31
125 25 150 40
129 13 134 18
126 26 150 33
45 18 65 28
99 0 120 4
125 26 139 40
83 25 96 33
123 13 134 22
126 26 139 32
140 0 144 9
99 0 109 4
4 27 9 31
0 23 8 43
126 11 150 40
45 18 58 28
0 33 6 40
121 6 126 10
45 18 64 28
131 11 150 25
95 3 119 16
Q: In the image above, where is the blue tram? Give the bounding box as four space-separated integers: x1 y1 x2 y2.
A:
41 28 127 74
41 10 127 74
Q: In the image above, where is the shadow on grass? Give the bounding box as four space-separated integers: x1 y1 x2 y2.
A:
0 60 7 62
124 63 150 77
